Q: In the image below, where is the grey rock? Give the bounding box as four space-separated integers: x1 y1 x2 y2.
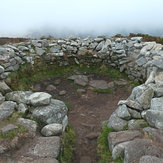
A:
17 118 38 137
46 85 56 91
150 97 163 111
41 124 63 136
107 112 128 131
118 100 142 110
136 87 154 109
59 90 67 96
124 139 163 163
0 81 12 95
136 57 147 66
108 130 142 152
5 91 32 104
68 75 88 82
0 65 4 74
131 37 142 41
116 104 131 120
154 87 163 97
128 119 148 130
0 145 6 154
18 103 28 113
28 137 60 158
139 155 163 163
28 92 52 106
0 101 17 121
1 124 18 136
74 78 87 86
146 110 163 129
96 41 105 51
32 99 68 124
18 46 29 51
0 92 5 104
89 80 108 90
36 47 45 56
152 59 163 69
143 127 163 143
128 108 141 119
155 72 163 86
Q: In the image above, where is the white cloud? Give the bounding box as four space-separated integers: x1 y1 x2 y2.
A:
0 0 163 37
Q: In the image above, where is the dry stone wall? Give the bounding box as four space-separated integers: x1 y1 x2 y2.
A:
0 36 163 163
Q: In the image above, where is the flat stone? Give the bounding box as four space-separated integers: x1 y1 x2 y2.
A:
17 118 38 137
89 80 108 90
107 112 128 131
36 47 45 56
139 155 163 163
32 99 68 125
74 79 87 86
128 119 148 130
46 85 56 91
85 132 100 140
108 130 142 152
77 88 86 93
0 101 17 121
28 92 52 106
68 75 88 82
28 137 60 158
1 124 18 136
41 124 63 136
59 90 67 96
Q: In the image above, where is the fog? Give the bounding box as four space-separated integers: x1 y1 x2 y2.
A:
0 0 163 38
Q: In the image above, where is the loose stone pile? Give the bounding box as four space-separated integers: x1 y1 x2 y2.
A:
0 36 163 162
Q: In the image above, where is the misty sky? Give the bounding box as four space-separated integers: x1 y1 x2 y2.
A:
0 0 163 37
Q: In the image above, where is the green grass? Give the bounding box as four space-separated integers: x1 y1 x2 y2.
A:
94 88 113 94
97 125 123 163
0 124 26 139
59 125 75 163
122 125 128 131
7 63 139 91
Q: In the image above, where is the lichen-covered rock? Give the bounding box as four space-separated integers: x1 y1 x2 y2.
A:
5 91 32 104
32 99 68 125
128 119 148 130
0 81 12 95
28 92 52 106
139 155 163 163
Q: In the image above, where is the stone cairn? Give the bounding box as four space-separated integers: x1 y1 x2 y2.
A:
0 36 162 162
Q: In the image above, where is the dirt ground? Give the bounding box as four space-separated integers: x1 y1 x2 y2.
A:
0 72 132 163
33 72 132 163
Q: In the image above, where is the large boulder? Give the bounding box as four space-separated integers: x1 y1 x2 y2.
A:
32 99 68 125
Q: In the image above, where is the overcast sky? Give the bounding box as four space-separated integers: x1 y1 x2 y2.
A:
0 0 163 37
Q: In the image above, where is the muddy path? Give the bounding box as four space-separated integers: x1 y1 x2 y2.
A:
33 72 132 163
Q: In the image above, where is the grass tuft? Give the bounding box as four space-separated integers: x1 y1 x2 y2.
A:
59 125 75 163
97 125 123 163
94 88 113 94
